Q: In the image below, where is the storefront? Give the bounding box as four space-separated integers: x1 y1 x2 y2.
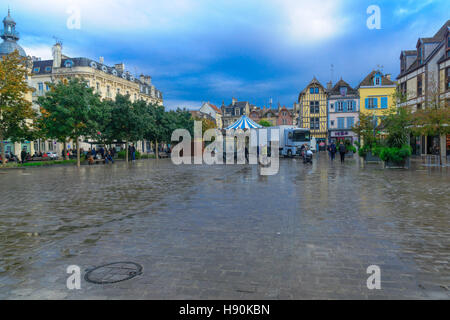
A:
410 135 422 156
329 130 358 145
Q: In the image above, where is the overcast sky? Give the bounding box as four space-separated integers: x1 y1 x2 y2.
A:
7 0 450 109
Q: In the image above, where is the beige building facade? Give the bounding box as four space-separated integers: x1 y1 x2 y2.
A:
29 42 164 154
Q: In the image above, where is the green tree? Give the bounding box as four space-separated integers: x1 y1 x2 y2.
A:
90 99 114 152
109 94 150 162
381 107 412 148
0 50 36 166
144 104 166 159
258 119 272 127
37 78 102 167
194 117 216 135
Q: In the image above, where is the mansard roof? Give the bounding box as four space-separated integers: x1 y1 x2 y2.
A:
358 70 395 87
328 79 358 96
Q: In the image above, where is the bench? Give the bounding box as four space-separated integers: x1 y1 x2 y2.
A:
93 158 105 164
29 157 52 162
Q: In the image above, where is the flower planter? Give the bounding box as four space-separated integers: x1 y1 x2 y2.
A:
384 157 410 169
364 152 381 163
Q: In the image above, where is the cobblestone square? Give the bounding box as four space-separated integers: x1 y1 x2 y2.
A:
0 156 449 299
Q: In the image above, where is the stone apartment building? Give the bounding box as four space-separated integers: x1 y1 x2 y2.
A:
221 98 253 128
397 20 450 156
29 41 163 154
198 102 222 128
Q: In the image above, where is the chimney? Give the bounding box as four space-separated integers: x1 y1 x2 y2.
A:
52 42 62 68
115 63 125 73
145 75 152 85
140 74 145 83
99 56 104 64
232 97 237 106
327 81 332 91
385 74 391 80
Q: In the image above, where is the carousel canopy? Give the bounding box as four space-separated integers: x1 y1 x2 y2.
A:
225 115 262 130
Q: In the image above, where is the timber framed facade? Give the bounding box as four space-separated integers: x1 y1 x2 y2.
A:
295 78 328 141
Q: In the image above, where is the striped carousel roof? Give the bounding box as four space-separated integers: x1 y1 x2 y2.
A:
225 115 262 130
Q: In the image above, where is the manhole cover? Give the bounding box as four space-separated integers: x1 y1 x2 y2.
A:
84 261 143 284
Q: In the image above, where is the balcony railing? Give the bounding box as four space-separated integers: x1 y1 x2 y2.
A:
0 29 20 38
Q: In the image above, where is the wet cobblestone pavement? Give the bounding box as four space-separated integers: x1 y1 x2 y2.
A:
0 155 449 299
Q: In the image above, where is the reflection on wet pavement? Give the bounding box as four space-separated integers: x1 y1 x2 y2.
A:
0 155 449 299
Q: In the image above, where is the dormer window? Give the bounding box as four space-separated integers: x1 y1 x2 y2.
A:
339 87 347 96
374 74 381 86
64 60 74 68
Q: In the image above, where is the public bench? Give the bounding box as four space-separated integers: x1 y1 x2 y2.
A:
29 157 52 162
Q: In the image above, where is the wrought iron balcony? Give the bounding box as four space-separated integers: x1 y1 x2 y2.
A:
0 29 20 39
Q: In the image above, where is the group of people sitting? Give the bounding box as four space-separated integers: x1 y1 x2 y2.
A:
85 147 116 165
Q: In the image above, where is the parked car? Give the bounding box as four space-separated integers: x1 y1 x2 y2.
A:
46 152 59 159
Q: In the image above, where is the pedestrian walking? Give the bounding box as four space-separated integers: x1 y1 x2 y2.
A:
339 141 346 163
21 148 27 164
329 142 337 161
130 144 136 161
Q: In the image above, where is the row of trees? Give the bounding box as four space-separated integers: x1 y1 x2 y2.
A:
38 78 194 166
353 95 450 164
0 51 195 167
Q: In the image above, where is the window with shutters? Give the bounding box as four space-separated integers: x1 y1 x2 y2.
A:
417 74 423 96
366 97 377 109
380 97 388 109
347 101 354 111
347 117 354 128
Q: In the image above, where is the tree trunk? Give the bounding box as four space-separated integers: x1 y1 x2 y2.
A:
63 141 68 160
0 135 5 167
155 140 159 159
76 137 80 167
440 134 447 166
125 140 129 163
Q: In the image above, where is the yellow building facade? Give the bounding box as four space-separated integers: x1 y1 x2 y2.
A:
295 78 328 141
358 71 396 121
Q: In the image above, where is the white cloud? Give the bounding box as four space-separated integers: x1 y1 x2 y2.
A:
394 0 435 17
277 0 349 44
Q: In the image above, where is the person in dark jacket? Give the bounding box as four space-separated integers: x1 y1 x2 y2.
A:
329 142 337 161
339 141 346 163
130 144 136 161
21 148 27 164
